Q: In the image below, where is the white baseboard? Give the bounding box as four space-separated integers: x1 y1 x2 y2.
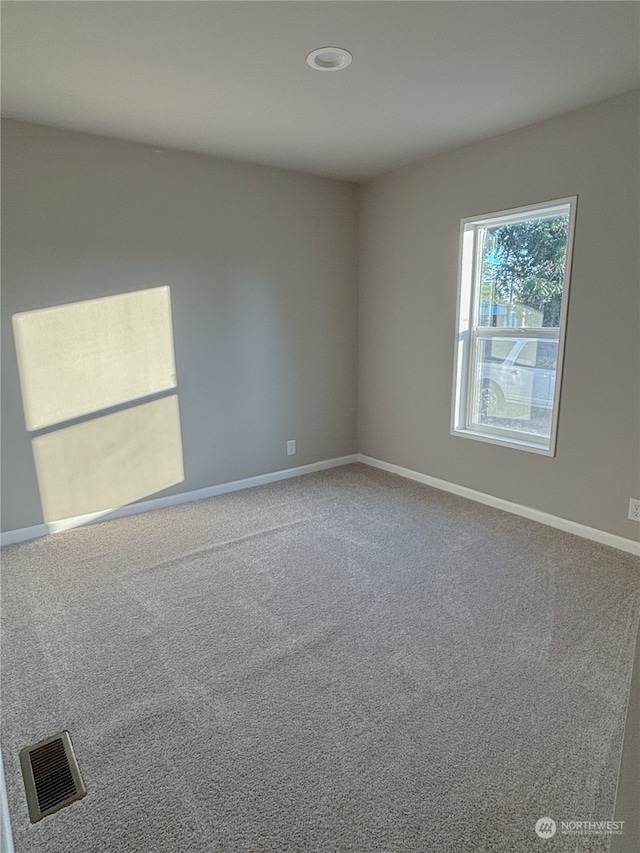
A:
0 455 359 547
358 454 640 557
0 523 49 547
4 453 638 556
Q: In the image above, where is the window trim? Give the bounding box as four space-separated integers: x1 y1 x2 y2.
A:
450 196 578 456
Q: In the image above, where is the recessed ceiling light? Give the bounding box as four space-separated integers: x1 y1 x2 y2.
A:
306 47 353 72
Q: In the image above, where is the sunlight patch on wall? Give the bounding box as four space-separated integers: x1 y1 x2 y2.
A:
13 287 184 532
13 286 177 430
32 396 183 526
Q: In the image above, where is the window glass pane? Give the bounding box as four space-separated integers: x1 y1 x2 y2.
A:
468 335 558 443
478 214 569 329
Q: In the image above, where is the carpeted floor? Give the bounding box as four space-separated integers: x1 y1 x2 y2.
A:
1 463 639 852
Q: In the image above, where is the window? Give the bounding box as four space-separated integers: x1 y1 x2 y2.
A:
452 197 577 454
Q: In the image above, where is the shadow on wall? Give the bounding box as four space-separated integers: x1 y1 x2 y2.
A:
12 286 184 533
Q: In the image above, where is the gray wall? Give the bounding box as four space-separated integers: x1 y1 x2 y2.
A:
1 120 358 532
3 93 639 541
358 91 640 541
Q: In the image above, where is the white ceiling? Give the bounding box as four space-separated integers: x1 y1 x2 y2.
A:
2 1 639 181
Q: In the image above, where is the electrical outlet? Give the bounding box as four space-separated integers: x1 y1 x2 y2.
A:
629 499 640 522
287 440 296 456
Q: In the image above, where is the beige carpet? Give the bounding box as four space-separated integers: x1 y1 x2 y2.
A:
1 463 639 852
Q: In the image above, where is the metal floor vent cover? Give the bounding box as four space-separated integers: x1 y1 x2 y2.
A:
19 731 86 823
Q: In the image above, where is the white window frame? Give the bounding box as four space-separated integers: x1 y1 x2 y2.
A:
451 196 577 456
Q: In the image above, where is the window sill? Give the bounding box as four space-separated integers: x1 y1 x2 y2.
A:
452 426 555 456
